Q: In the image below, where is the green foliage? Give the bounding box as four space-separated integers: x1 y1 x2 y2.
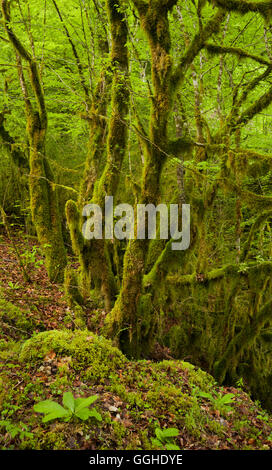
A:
21 245 44 269
151 427 180 450
0 420 33 440
198 391 235 414
7 281 20 290
34 391 102 423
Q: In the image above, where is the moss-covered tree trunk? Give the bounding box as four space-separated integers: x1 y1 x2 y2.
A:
2 0 67 282
27 112 67 282
105 0 178 357
66 0 129 310
0 110 29 169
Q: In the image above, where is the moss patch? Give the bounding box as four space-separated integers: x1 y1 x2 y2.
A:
19 329 127 379
0 295 39 341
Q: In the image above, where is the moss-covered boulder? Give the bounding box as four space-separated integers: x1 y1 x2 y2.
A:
19 329 127 379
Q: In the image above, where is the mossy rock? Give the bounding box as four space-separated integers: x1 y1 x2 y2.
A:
19 329 127 379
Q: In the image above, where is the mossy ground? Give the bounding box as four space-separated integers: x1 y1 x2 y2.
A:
1 231 272 450
1 327 272 450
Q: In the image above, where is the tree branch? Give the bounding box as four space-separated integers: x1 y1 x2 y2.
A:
205 42 271 66
209 0 272 17
172 9 226 89
1 0 47 127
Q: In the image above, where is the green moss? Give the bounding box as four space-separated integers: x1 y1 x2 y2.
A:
0 338 21 362
186 366 216 391
19 330 127 379
0 296 39 340
168 325 191 358
111 421 128 448
64 266 84 307
214 297 272 385
146 384 192 414
207 419 225 436
183 407 206 439
212 0 272 20
65 200 85 262
34 428 68 450
1 328 272 450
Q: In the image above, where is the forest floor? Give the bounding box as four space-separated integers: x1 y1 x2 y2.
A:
1 230 272 450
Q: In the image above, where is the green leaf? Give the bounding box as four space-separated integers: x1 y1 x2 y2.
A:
75 407 102 422
151 438 163 448
42 410 70 423
34 400 70 422
74 407 91 421
155 428 164 441
198 391 213 399
220 393 235 404
165 443 180 450
74 395 98 412
160 428 179 438
88 409 102 422
62 392 75 413
10 428 20 439
34 400 66 414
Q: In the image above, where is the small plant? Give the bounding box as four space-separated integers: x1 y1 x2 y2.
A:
257 410 269 422
7 281 21 290
8 281 20 290
198 391 235 413
151 427 180 450
33 391 102 423
0 420 33 440
21 245 44 269
236 377 244 389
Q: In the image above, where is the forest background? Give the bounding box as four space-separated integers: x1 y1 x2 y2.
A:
1 0 272 417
